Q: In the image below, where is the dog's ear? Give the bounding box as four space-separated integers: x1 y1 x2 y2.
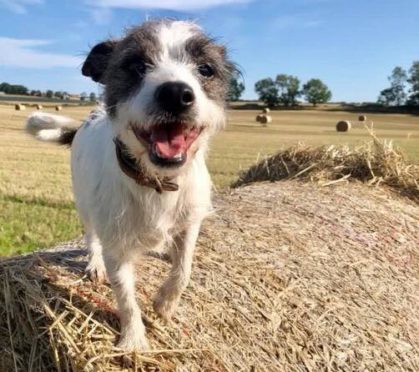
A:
82 40 118 83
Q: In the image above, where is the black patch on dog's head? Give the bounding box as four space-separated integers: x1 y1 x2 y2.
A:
104 23 161 116
185 35 235 102
82 41 118 83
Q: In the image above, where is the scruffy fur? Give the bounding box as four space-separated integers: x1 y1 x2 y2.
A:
26 20 234 351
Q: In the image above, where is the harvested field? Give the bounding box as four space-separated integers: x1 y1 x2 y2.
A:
1 181 418 371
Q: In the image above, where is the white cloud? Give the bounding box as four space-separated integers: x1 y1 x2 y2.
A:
87 0 251 11
0 0 43 14
0 37 82 69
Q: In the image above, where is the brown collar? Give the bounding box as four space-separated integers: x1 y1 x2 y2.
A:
114 137 179 193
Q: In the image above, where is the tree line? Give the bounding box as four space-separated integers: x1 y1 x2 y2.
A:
0 82 97 102
255 75 331 107
377 61 419 106
228 75 332 107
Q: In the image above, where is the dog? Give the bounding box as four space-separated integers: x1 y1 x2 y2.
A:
25 19 234 351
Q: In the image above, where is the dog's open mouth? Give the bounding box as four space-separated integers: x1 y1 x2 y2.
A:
131 123 202 167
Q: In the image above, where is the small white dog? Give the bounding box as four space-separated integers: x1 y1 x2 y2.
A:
26 20 234 351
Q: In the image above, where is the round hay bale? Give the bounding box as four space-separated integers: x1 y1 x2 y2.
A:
55 105 62 111
35 104 43 110
260 115 272 125
336 120 351 132
15 104 26 111
358 115 367 122
263 108 270 113
0 182 418 371
256 114 264 123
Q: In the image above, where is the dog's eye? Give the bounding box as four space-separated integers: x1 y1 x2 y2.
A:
122 58 147 75
198 64 214 78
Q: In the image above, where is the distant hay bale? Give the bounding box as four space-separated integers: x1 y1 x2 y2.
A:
35 104 43 110
336 120 351 132
55 105 62 111
15 104 26 111
263 108 270 113
359 115 367 122
256 114 264 122
260 115 272 125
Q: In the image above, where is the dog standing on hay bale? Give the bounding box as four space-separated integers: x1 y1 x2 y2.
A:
25 20 235 352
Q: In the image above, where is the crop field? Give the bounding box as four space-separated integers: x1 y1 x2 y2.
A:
0 104 418 255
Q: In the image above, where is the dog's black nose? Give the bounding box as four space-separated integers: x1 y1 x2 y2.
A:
155 82 195 113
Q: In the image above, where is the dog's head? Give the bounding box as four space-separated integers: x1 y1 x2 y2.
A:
82 20 235 177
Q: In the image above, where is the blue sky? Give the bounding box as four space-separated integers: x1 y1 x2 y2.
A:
0 0 418 102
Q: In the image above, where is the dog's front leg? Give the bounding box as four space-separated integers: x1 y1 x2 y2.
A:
103 250 149 351
153 221 202 320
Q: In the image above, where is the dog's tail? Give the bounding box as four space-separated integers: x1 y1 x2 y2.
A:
25 112 79 146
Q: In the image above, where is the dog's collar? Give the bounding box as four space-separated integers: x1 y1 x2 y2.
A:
114 137 179 193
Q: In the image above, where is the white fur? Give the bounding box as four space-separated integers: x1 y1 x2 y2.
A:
71 112 212 350
25 21 224 351
26 112 77 141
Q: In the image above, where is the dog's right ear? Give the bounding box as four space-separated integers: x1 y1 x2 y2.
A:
82 40 118 83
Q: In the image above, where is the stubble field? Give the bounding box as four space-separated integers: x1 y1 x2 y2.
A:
0 104 418 255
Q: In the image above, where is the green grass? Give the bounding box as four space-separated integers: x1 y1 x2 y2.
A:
1 105 418 255
0 196 80 255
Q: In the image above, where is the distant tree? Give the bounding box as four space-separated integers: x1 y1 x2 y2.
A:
302 79 332 106
407 61 419 106
378 66 407 106
0 82 28 95
227 76 245 101
54 91 65 99
377 88 397 106
46 90 53 98
0 82 11 93
89 92 97 102
255 78 279 107
80 92 87 101
276 74 300 106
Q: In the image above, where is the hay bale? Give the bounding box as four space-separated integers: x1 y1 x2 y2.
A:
231 134 419 203
359 115 367 122
0 180 418 371
35 104 43 110
15 104 26 111
55 105 62 111
336 120 351 132
260 115 272 124
256 114 264 123
262 108 270 113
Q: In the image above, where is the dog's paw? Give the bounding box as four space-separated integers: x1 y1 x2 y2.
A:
85 260 108 284
117 332 150 352
153 293 179 321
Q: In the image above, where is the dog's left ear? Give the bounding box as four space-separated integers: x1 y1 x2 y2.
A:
82 40 118 83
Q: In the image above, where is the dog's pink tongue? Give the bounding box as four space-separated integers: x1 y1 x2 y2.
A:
151 126 186 158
